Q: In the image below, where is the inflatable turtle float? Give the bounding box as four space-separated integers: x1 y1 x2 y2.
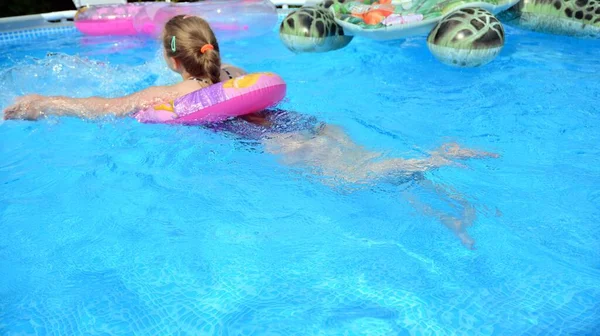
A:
279 0 517 67
498 0 600 37
279 0 599 67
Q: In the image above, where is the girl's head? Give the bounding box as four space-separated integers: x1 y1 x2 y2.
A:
163 15 221 84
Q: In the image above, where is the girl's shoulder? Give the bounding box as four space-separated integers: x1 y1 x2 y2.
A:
221 64 247 80
171 80 210 99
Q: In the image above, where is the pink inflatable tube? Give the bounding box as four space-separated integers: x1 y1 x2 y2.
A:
74 2 158 36
133 73 287 125
74 0 278 41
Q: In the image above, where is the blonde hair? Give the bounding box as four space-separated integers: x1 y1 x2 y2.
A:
163 15 221 85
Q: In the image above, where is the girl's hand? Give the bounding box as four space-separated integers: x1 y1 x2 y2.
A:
3 95 46 120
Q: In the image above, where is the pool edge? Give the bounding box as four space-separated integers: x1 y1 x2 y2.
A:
0 8 295 45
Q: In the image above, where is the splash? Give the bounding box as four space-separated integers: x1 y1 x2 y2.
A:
0 51 179 113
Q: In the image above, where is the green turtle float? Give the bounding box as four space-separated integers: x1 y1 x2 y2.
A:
279 6 354 52
279 0 518 67
499 0 600 37
279 0 599 67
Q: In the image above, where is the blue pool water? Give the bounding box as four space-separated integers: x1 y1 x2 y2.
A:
1 21 599 334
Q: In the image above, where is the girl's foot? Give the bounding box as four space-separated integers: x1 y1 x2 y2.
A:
458 232 475 250
435 143 500 159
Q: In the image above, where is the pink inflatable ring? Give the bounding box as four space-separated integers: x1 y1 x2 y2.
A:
73 0 278 40
133 72 287 125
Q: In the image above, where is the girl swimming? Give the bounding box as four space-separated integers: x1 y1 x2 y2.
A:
3 15 498 248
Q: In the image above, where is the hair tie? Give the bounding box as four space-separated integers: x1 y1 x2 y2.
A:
200 44 214 54
171 36 176 53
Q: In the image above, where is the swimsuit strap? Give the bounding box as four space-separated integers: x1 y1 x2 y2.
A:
223 68 233 79
188 77 211 85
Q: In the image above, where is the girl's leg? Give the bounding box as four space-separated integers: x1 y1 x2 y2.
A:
364 142 498 178
402 179 478 249
262 124 495 248
263 124 498 183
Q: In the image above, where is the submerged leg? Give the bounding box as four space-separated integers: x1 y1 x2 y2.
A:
263 123 498 185
362 142 499 181
402 179 477 249
261 124 493 247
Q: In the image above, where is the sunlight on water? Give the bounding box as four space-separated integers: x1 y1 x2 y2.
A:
1 24 599 335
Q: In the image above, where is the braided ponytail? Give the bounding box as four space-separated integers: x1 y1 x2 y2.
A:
201 47 222 85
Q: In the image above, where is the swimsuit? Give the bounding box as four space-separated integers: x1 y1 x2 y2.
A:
207 67 324 140
175 71 324 140
206 109 324 141
222 67 233 79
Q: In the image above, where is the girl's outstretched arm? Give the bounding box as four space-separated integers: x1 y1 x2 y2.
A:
3 85 180 121
4 63 248 121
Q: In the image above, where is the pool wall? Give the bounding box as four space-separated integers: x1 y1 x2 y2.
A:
0 11 76 44
0 1 298 45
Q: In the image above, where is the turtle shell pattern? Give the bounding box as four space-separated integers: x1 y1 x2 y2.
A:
428 7 505 50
